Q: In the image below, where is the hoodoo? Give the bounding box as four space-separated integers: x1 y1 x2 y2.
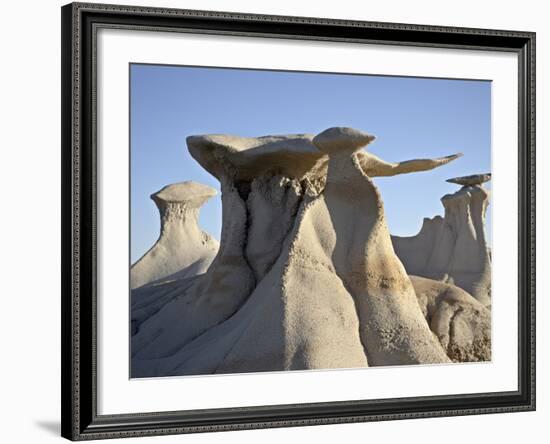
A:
130 181 219 290
392 173 492 306
130 128 490 378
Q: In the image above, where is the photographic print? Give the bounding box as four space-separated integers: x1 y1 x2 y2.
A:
129 64 492 378
62 5 535 439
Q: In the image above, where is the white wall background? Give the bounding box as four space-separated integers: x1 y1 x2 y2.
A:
0 0 546 443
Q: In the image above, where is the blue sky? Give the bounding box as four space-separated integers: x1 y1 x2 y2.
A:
130 64 491 263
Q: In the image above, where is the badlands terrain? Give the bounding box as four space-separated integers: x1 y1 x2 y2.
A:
130 127 491 378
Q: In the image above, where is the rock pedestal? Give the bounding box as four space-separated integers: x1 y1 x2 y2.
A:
392 174 492 306
130 181 219 290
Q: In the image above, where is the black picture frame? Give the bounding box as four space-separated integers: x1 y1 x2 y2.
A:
61 2 536 440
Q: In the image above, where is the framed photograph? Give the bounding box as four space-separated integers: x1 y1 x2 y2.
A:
61 2 536 440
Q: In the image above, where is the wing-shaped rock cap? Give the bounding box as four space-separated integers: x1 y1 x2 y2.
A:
187 127 460 182
187 128 375 181
151 181 217 206
186 133 323 181
446 173 491 186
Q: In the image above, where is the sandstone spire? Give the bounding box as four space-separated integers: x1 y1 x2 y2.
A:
130 181 219 290
392 173 492 305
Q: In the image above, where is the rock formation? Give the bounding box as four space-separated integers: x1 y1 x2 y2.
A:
392 173 492 306
131 127 490 378
447 173 491 186
409 275 490 362
130 181 219 290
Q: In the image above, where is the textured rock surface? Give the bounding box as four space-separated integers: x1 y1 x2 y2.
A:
410 275 491 362
131 275 199 337
245 175 303 280
130 182 219 290
392 178 492 306
131 127 482 378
